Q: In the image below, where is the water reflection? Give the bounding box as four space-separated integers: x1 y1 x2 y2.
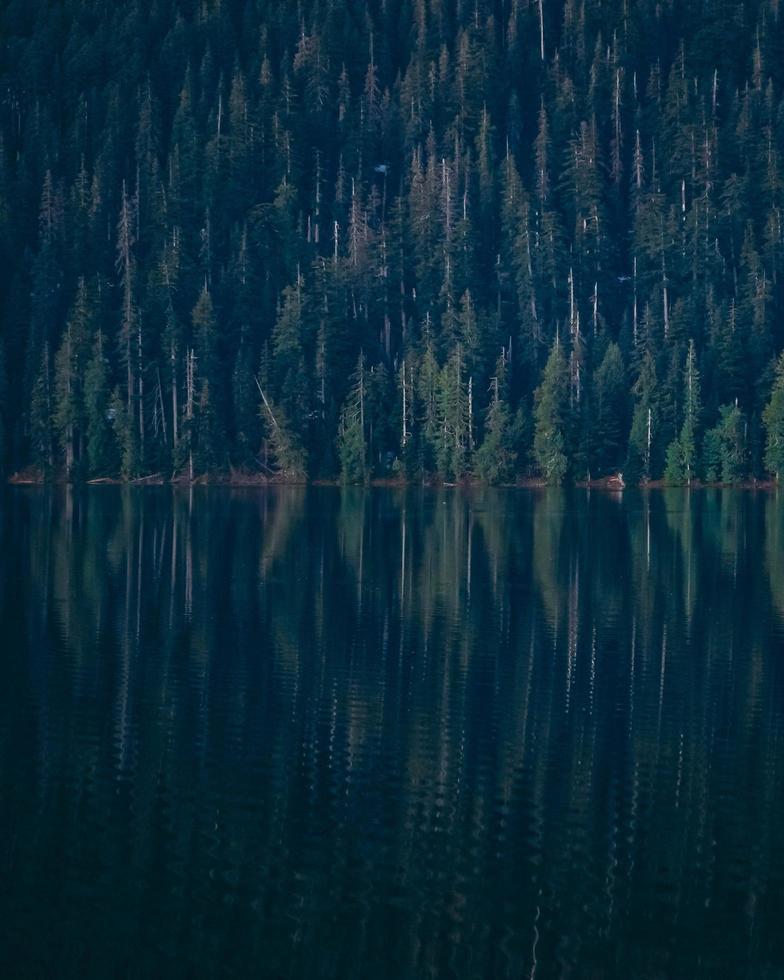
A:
1 487 783 978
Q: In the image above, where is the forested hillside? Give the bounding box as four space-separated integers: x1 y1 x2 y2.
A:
3 0 784 484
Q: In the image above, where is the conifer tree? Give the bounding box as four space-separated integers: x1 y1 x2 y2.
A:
591 342 627 475
626 350 659 483
53 279 92 477
30 344 54 475
338 353 368 484
272 276 310 440
84 330 115 476
534 339 571 484
436 345 471 481
191 285 224 471
474 354 520 485
257 376 308 481
110 387 137 479
0 340 6 474
3 0 784 486
763 353 784 481
665 340 702 484
703 403 747 484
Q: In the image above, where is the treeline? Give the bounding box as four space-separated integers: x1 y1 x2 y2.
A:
3 0 784 484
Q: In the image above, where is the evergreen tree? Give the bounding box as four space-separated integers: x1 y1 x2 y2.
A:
763 353 784 481
53 278 92 477
83 330 115 476
110 387 137 478
30 344 54 475
626 350 659 483
338 354 368 484
474 355 520 485
591 342 627 475
436 345 472 482
272 277 310 441
665 340 702 484
258 383 308 481
703 403 747 484
191 285 224 471
534 340 571 485
0 340 7 475
414 340 441 477
1 0 784 485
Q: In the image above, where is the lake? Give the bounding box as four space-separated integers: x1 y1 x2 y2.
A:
1 487 783 978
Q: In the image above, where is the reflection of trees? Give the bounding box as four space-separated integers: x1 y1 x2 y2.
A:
765 489 784 620
2 486 784 977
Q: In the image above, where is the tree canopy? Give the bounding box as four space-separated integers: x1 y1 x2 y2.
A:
2 0 784 484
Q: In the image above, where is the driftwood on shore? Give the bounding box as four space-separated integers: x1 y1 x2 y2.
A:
130 473 164 485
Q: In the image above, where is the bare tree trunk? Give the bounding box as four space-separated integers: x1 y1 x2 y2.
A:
137 316 144 460
401 359 408 446
171 342 178 450
538 0 545 60
468 375 474 452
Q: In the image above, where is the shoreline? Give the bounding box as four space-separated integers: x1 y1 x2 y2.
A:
6 469 779 491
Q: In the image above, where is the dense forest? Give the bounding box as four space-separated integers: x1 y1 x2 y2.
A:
3 0 784 485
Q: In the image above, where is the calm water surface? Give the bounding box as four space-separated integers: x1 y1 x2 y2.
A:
1 487 783 979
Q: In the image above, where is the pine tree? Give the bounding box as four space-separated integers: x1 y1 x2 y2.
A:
626 350 659 483
591 342 627 475
436 344 471 481
52 278 92 477
3 0 784 488
30 344 54 475
83 330 115 476
191 285 224 471
763 353 784 480
272 276 310 438
338 353 368 484
665 339 702 484
703 403 747 484
474 354 520 485
116 180 141 469
414 338 442 476
110 386 136 478
0 339 8 475
257 375 308 481
534 339 571 484
232 328 261 466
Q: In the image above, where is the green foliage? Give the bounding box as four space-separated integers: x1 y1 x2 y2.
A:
591 342 627 475
534 341 570 485
2 0 784 485
338 354 368 484
259 390 308 481
763 354 784 480
436 345 472 482
84 331 116 476
702 403 747 484
30 345 53 475
53 280 92 476
665 340 702 484
474 358 520 485
110 387 137 479
191 287 224 472
0 340 7 475
626 351 658 483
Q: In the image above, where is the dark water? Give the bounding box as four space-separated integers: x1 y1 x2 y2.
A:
1 487 784 979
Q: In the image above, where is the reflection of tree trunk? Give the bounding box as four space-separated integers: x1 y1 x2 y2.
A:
170 503 177 629
171 342 178 450
136 506 143 643
117 494 132 773
400 506 406 613
185 486 193 620
538 0 545 60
